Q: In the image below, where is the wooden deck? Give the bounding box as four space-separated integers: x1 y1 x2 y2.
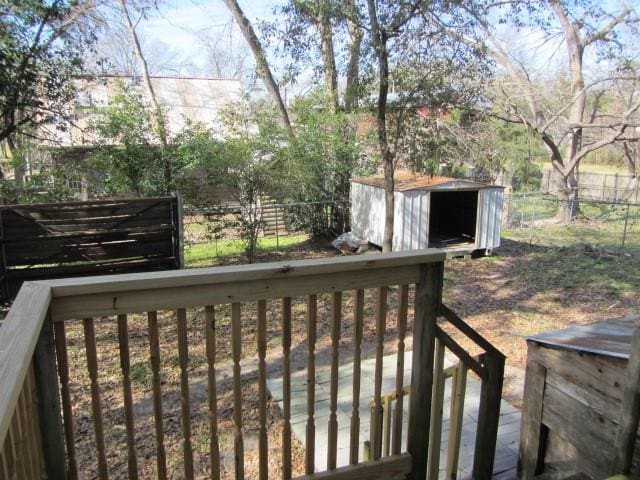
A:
268 351 520 479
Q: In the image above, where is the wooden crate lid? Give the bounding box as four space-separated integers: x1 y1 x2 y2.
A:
527 315 640 359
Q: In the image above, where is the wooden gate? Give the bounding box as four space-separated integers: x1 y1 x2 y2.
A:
0 197 182 303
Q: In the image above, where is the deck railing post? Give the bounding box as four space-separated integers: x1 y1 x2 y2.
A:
472 352 505 480
33 312 67 480
407 260 443 480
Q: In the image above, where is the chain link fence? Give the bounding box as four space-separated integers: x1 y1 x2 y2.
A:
182 200 347 261
503 192 640 258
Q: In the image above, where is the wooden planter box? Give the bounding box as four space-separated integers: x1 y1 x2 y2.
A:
519 315 640 479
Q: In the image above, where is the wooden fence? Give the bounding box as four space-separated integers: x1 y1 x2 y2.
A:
0 250 504 480
0 197 182 303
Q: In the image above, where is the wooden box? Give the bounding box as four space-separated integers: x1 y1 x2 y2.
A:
519 315 640 479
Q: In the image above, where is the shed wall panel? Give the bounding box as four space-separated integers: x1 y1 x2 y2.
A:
350 182 385 246
393 191 429 251
476 188 503 249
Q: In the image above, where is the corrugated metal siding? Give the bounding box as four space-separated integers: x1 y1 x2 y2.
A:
476 188 503 249
350 182 386 246
393 191 429 251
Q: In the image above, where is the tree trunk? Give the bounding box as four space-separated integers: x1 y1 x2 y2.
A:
344 0 362 113
6 135 23 201
551 0 585 221
316 0 338 111
224 0 293 136
367 0 394 252
118 0 172 193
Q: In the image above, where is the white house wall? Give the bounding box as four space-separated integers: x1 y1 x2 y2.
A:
476 188 503 249
393 190 429 251
350 182 386 247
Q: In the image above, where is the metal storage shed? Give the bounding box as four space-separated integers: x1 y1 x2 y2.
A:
350 171 504 253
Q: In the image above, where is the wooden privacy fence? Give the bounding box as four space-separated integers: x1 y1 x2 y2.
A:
0 250 504 480
0 197 182 303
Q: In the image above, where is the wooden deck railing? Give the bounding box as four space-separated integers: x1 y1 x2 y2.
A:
0 250 503 480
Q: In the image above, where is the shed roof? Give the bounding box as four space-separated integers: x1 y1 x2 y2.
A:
352 170 501 192
527 315 640 359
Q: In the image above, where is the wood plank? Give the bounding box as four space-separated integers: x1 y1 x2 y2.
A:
327 291 342 470
292 453 411 480
283 297 292 480
51 264 423 321
541 381 616 477
349 289 364 465
473 353 504 479
372 286 388 460
257 301 268 480
48 250 446 296
427 338 445 479
392 285 408 455
446 363 467 479
0 283 51 449
518 359 547 480
53 320 78 480
614 318 640 474
24 366 44 478
117 314 138 479
407 261 443 480
306 294 317 474
177 308 194 480
231 303 245 480
83 317 109 480
147 311 167 480
33 312 67 480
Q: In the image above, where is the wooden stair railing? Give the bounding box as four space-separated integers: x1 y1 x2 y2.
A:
363 307 505 480
0 250 502 480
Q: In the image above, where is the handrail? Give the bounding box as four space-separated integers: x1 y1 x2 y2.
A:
0 283 51 450
44 249 446 321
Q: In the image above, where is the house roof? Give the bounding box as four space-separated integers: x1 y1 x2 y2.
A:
46 76 242 146
352 170 501 192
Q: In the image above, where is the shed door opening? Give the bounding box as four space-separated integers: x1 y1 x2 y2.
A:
428 190 478 248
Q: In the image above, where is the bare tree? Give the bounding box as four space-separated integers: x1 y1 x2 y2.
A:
472 1 640 221
223 0 293 136
118 0 172 190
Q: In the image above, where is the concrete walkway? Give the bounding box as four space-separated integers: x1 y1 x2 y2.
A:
267 351 520 479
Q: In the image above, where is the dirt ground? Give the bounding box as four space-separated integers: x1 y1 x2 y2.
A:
63 237 640 478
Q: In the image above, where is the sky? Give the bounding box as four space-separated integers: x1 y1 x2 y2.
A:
137 0 281 77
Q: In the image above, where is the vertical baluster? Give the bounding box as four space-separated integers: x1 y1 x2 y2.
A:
231 303 245 480
0 447 7 479
205 306 221 480
7 413 19 478
327 291 342 470
349 289 364 465
53 321 78 479
383 395 392 457
427 338 446 480
282 297 292 479
117 314 138 479
372 286 388 460
257 301 268 480
83 317 109 480
24 367 43 478
14 388 29 479
147 311 167 480
177 308 194 479
306 294 317 474
393 285 409 455
446 363 467 479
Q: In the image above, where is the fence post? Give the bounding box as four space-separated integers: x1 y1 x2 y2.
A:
620 203 631 257
275 205 280 250
172 194 185 269
407 261 443 480
472 352 505 480
33 313 67 480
